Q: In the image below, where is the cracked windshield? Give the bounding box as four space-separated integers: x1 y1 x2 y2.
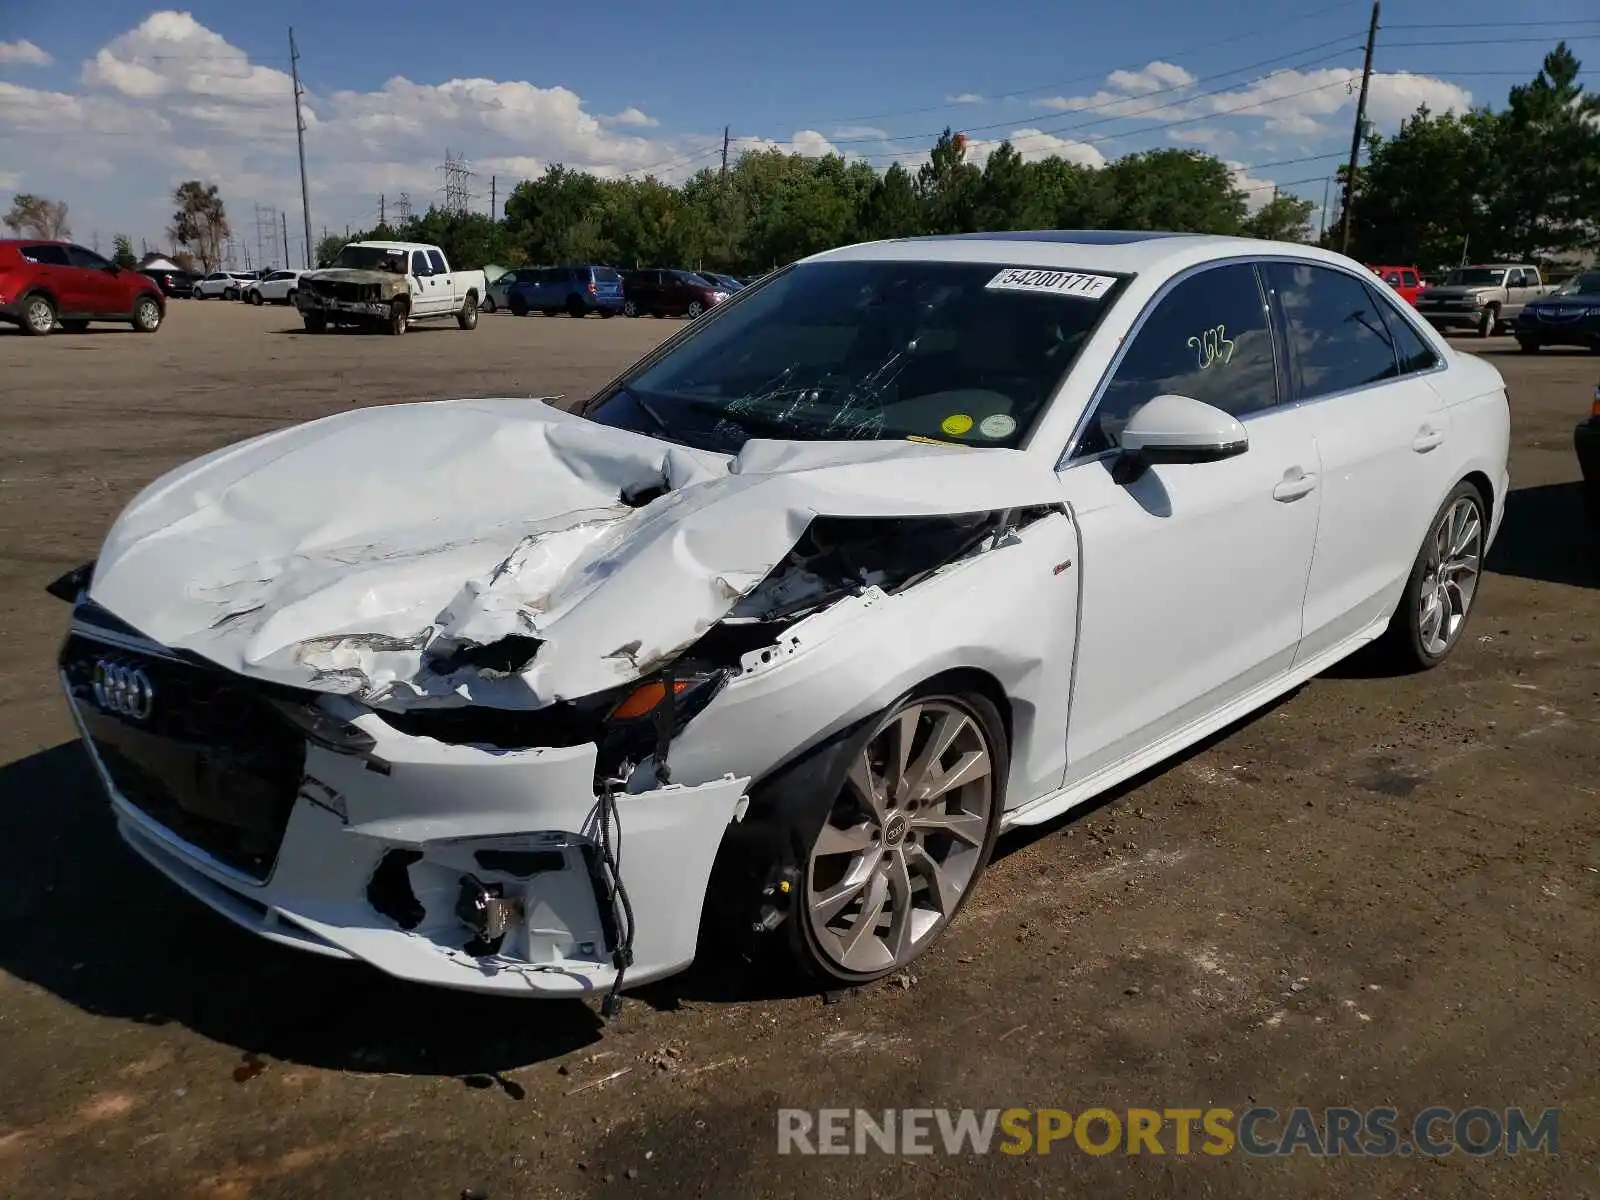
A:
583 260 1123 452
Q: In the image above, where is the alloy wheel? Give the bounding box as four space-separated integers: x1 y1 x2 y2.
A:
806 697 995 976
1418 495 1482 657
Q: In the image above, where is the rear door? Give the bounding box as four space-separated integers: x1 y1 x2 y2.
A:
427 249 455 310
1263 260 1457 663
18 243 75 310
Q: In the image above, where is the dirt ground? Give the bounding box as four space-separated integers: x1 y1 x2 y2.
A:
0 301 1595 1199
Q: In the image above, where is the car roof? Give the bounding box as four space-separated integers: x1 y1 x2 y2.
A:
804 230 1368 277
0 238 68 246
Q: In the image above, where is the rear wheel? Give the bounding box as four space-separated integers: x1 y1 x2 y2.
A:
481 295 496 314
285 289 298 308
566 295 586 318
224 287 240 302
456 294 479 330
509 293 529 317
1380 482 1486 670
790 686 1006 986
131 295 163 333
622 298 639 317
21 294 55 336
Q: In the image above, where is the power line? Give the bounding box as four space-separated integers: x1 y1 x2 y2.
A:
830 35 1363 146
1383 34 1600 47
1382 18 1600 29
816 0 1365 126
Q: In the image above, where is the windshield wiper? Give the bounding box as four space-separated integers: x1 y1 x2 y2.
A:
684 398 816 439
612 386 672 435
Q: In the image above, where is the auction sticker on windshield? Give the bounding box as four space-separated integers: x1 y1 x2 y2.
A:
986 268 1116 300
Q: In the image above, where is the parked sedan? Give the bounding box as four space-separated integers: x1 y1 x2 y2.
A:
1578 378 1600 521
194 271 256 300
242 269 304 306
1514 269 1600 353
622 268 727 318
48 232 1508 1003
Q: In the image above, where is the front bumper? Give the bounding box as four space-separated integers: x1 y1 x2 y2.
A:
60 617 749 997
1418 304 1490 331
296 292 390 318
1515 310 1600 347
1577 419 1600 485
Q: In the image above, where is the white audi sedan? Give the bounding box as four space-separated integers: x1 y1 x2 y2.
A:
51 231 1509 1008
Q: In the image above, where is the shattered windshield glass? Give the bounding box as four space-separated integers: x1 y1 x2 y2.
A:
331 245 405 270
582 259 1125 452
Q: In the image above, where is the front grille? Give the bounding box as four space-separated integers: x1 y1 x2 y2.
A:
309 279 373 302
61 632 307 881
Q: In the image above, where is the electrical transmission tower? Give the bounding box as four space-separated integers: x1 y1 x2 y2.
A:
253 203 279 269
440 149 476 215
394 192 414 225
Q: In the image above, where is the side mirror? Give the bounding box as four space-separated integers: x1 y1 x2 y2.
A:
1112 394 1248 485
317 260 329 269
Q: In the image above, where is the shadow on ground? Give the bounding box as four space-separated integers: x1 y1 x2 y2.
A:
0 742 605 1077
1486 481 1599 589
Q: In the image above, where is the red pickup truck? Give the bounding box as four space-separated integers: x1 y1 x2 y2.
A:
1367 264 1424 307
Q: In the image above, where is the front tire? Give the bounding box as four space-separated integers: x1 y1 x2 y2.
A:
1380 482 1486 670
21 294 55 336
302 313 327 333
686 300 705 319
566 296 586 318
1517 336 1540 353
387 299 409 336
1477 305 1498 338
509 293 529 317
481 295 496 314
247 290 263 306
224 288 240 302
790 686 1006 987
131 295 163 333
457 294 479 330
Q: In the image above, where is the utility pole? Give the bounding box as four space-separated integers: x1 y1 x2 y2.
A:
379 193 386 227
1319 175 1333 242
1339 0 1380 255
490 175 497 221
289 26 313 269
281 211 290 265
720 125 730 186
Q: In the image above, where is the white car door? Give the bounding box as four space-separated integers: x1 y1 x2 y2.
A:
408 249 440 316
1262 261 1459 662
1057 260 1323 785
427 249 456 312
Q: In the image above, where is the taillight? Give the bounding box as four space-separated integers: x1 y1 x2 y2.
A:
587 281 597 294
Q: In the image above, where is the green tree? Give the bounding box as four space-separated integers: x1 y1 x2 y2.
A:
974 141 1029 232
857 162 922 240
3 193 70 239
1243 194 1317 243
111 233 138 268
168 181 229 271
315 232 347 265
917 129 982 234
1101 150 1246 234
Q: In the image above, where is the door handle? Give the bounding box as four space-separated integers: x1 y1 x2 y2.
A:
1412 426 1445 453
1272 468 1318 502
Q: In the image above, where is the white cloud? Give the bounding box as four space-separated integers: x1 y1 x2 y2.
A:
0 39 52 66
1226 161 1281 213
832 125 889 141
606 106 659 127
1193 68 1472 137
966 128 1107 169
0 171 20 190
946 92 985 105
1105 61 1195 93
734 130 842 158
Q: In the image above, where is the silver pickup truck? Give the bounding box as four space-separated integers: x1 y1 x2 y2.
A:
1416 263 1552 338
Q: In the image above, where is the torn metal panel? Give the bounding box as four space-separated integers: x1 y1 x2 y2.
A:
88 397 1068 710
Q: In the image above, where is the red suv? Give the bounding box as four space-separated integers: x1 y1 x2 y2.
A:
0 239 166 336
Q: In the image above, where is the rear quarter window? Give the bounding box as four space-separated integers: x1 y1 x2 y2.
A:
594 268 621 282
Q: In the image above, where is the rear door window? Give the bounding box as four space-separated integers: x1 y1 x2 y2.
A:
22 245 71 266
427 250 448 275
1264 261 1401 400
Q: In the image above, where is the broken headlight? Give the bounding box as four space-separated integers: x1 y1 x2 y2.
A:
45 559 95 604
596 668 730 783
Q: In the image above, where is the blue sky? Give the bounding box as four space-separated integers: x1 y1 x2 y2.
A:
3 2 1597 264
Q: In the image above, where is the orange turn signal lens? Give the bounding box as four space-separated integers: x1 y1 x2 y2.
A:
610 679 689 721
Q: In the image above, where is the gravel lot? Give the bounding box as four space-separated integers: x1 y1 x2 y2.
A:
0 301 1595 1199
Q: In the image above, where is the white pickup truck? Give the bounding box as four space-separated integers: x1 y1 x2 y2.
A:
294 240 486 335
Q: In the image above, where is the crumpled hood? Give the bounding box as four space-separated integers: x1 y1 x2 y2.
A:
89 398 1065 710
302 268 392 285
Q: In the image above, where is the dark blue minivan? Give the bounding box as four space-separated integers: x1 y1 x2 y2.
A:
508 265 625 317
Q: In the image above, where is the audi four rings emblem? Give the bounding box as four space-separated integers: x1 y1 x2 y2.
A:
91 659 155 720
